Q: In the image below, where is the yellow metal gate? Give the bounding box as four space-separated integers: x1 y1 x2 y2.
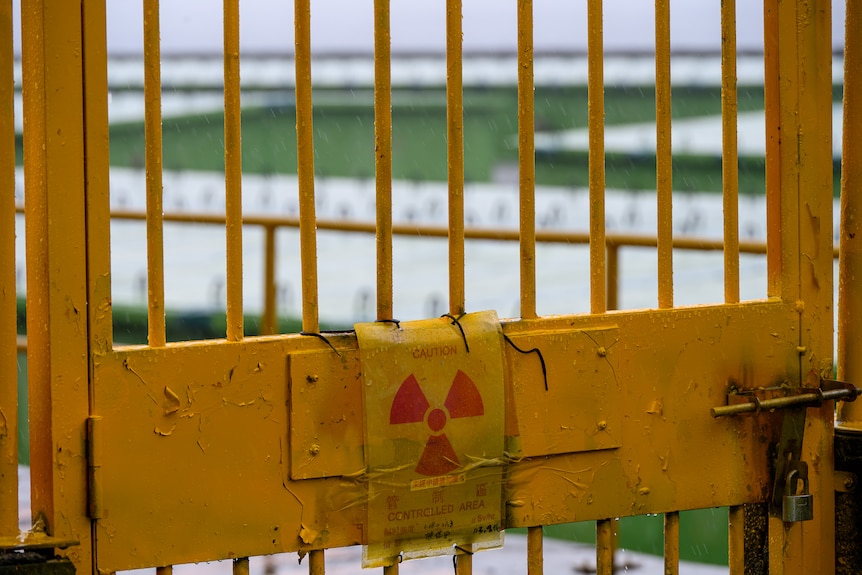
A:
0 0 848 574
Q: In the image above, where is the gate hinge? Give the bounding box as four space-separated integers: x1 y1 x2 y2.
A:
87 416 103 519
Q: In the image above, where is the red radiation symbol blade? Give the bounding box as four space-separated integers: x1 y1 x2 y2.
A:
389 370 485 476
415 434 459 476
390 374 430 424
444 370 484 419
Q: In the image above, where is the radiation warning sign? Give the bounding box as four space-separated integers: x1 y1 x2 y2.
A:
356 311 505 568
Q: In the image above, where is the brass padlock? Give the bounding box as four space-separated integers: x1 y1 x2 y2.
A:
782 469 813 522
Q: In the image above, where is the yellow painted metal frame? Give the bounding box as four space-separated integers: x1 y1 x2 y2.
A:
0 0 17 540
6 0 839 574
838 0 862 432
88 301 794 571
20 1 95 570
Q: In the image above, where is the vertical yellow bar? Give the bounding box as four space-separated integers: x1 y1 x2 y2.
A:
81 0 111 530
770 516 805 575
82 0 113 356
447 0 465 316
767 515 784 575
587 0 606 315
0 0 17 538
261 225 277 336
22 0 92 569
837 0 862 430
22 0 51 533
774 0 801 303
763 0 782 298
795 0 834 571
233 557 249 575
655 0 673 309
81 0 114 358
596 519 614 575
768 0 833 570
455 545 472 575
721 0 740 304
527 526 543 575
144 0 166 347
727 506 745 574
309 549 324 575
383 563 399 575
156 566 172 575
663 511 680 575
295 0 319 334
374 0 393 321
518 0 536 319
224 0 243 341
763 0 802 564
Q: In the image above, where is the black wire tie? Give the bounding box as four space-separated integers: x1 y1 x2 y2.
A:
301 331 342 357
503 333 549 391
442 313 470 353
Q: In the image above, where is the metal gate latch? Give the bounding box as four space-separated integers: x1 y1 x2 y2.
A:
782 466 814 522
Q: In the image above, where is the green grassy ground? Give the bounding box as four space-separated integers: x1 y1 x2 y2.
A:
539 509 729 565
92 85 781 188
14 84 842 194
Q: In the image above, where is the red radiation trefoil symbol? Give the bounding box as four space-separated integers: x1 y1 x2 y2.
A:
389 370 484 476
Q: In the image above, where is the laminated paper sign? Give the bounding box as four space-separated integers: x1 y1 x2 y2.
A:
356 311 505 568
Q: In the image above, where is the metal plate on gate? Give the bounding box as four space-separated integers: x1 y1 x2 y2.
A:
506 326 622 458
288 349 364 480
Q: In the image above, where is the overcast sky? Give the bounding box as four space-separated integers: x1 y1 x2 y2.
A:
12 1 848 55
8 0 844 54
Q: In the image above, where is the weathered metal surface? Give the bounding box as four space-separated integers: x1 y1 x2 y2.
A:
5 0 840 573
506 326 621 457
0 0 18 540
838 0 862 433
777 0 836 569
91 301 796 571
288 349 363 480
20 2 95 573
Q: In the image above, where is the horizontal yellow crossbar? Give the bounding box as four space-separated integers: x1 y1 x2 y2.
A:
16 203 840 256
